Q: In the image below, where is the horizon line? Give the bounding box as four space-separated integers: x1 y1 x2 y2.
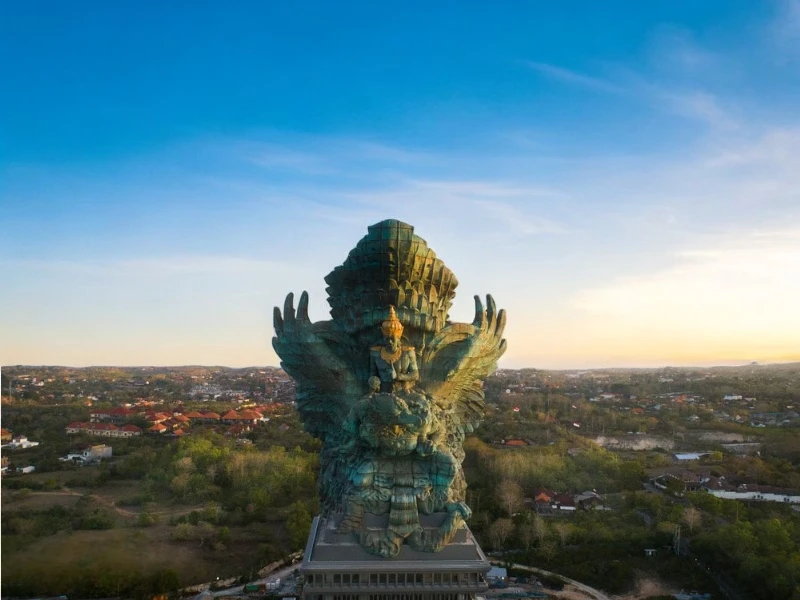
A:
3 360 799 372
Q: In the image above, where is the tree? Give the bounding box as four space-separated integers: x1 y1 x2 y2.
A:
533 514 548 546
682 506 701 533
518 518 536 550
488 518 514 551
552 521 572 546
496 479 524 516
286 501 312 550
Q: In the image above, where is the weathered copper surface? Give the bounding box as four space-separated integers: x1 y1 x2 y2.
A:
273 219 506 557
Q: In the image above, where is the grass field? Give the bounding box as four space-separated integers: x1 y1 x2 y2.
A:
1 477 291 597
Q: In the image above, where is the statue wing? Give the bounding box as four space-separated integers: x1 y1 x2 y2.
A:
420 294 507 430
272 292 362 444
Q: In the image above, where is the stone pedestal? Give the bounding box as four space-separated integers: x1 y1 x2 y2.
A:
300 514 491 600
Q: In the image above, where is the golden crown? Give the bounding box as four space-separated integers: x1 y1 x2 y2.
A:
381 306 404 337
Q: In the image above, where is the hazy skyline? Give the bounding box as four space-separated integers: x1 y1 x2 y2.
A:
2 2 799 369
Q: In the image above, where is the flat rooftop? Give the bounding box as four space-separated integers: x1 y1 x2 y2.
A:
302 514 491 572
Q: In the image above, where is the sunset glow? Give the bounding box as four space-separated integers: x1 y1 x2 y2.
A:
2 2 799 369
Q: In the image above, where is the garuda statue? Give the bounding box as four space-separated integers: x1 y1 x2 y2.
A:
273 219 506 557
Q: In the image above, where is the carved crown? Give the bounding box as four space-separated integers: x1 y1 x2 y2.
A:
324 219 458 336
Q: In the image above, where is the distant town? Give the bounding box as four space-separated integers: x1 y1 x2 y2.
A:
2 362 800 600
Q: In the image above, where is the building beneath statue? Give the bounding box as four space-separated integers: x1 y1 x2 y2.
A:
300 514 491 600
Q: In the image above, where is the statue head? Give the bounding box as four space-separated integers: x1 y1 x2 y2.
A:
381 306 403 351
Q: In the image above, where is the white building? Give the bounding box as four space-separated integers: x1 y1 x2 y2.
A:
60 444 113 464
3 435 40 449
486 567 507 585
705 483 800 504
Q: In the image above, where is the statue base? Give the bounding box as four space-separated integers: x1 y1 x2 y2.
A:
299 514 491 600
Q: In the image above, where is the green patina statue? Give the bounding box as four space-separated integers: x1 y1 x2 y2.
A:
273 219 506 557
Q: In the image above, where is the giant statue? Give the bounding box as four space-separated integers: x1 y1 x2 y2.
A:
273 219 506 558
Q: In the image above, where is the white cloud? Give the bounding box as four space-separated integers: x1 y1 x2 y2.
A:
239 137 433 176
704 128 800 168
470 200 564 235
647 26 719 73
523 61 623 93
1 256 296 276
523 58 738 130
248 146 337 175
653 88 738 129
773 0 800 47
570 228 800 353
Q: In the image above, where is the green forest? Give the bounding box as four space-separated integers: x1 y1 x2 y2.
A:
3 364 800 599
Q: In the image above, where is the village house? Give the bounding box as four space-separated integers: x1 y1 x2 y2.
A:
533 489 558 514
60 444 112 464
227 424 252 437
90 407 138 424
574 490 604 509
65 422 142 438
184 411 222 424
553 493 577 513
702 477 800 504
502 439 528 447
3 435 40 449
221 409 265 425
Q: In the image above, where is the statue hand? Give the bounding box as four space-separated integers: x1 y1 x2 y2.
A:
273 291 313 341
467 294 507 358
446 501 471 520
416 438 435 456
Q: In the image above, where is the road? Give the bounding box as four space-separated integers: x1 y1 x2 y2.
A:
213 563 300 598
491 561 611 600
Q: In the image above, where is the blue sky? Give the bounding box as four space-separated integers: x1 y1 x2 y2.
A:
2 1 799 368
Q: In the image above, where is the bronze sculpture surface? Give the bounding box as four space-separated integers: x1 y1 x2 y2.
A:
273 219 506 557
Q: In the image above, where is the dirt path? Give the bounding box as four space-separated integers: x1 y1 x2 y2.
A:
23 488 137 517
25 488 199 519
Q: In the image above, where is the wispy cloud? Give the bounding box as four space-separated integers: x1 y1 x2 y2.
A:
1 256 297 276
248 146 337 175
523 61 623 94
471 199 564 235
523 58 738 130
653 88 738 129
570 227 800 346
407 179 561 199
704 128 800 167
647 26 719 73
319 178 567 239
773 0 800 48
237 137 433 176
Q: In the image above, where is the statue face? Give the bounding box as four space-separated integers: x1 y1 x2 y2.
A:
385 333 402 352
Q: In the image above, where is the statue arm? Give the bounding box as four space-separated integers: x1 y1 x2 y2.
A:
396 349 419 382
369 349 380 379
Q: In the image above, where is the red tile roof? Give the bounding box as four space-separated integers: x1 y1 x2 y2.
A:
226 424 250 435
238 410 263 420
554 494 575 506
95 423 118 431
